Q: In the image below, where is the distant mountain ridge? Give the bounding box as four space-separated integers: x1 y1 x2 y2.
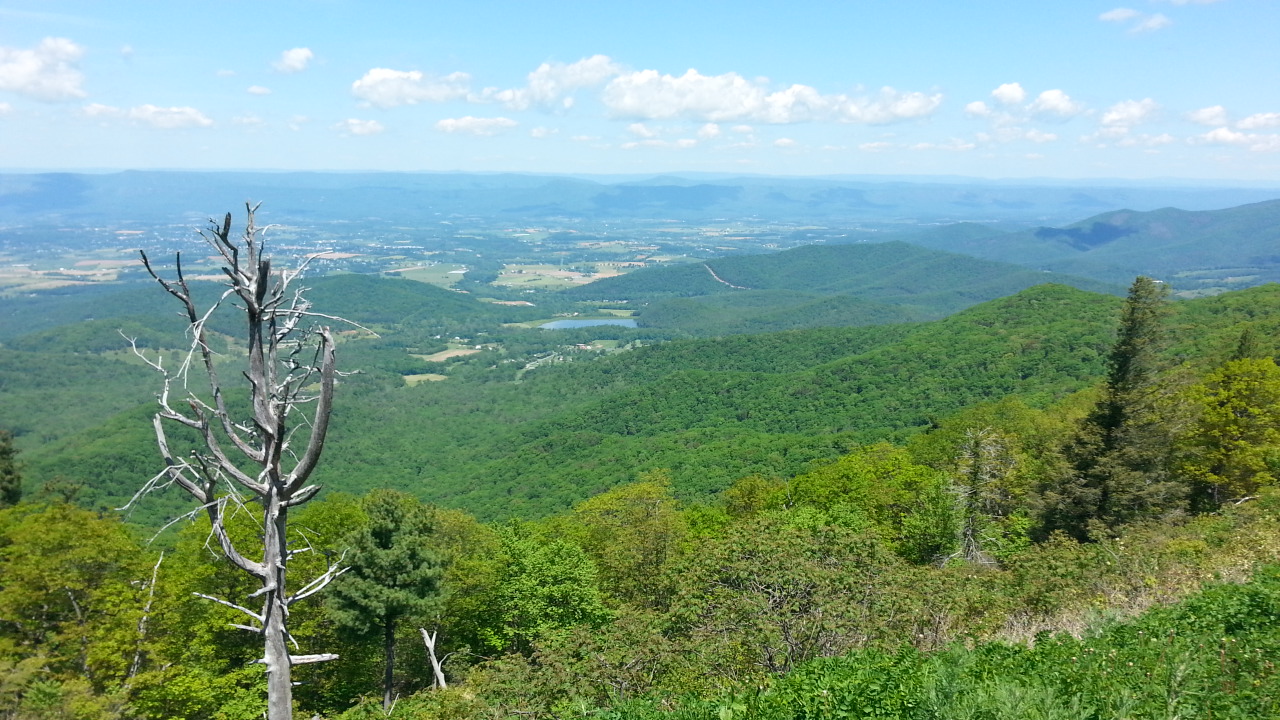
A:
886 198 1280 294
2 171 1276 226
563 241 1120 334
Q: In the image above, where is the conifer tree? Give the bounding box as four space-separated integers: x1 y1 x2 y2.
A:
1043 276 1183 540
326 490 442 711
0 431 20 509
1181 357 1280 505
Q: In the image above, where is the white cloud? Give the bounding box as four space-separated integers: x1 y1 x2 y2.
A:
0 102 11 115
911 139 976 151
435 116 518 135
731 124 754 134
1101 98 1159 127
627 122 657 138
602 68 940 124
247 85 271 96
0 37 86 102
1028 89 1083 117
1238 112 1280 130
333 118 384 136
620 137 698 150
1117 132 1176 147
352 68 471 108
1187 105 1228 126
232 113 264 126
859 141 893 152
1192 127 1280 152
216 69 235 78
991 82 1026 105
964 101 991 117
774 137 797 148
82 102 120 117
529 126 556 138
288 115 309 131
129 105 213 129
1023 129 1058 143
1134 13 1173 32
273 47 313 74
486 54 621 110
1100 8 1141 22
697 122 721 139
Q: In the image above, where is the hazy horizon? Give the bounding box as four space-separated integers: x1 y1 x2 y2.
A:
1 1 1278 181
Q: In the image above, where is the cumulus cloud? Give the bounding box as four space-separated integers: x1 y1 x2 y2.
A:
273 48 313 73
1101 98 1159 127
247 85 271 96
529 126 556 138
1187 105 1228 126
82 102 119 118
601 68 940 124
129 105 214 129
1238 112 1280 130
1117 133 1176 147
1102 8 1172 32
0 102 11 115
1100 8 1141 22
620 137 698 150
911 139 977 151
1135 13 1173 32
232 113 264 126
697 122 721 139
859 141 893 152
333 118 384 136
964 101 991 117
435 116 518 135
1192 127 1280 152
627 122 657 138
0 37 86 101
484 54 621 110
1028 89 1083 117
774 137 797 148
991 82 1026 105
352 68 470 108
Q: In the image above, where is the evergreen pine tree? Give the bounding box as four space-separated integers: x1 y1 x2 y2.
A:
0 431 21 509
327 491 443 711
1043 276 1184 540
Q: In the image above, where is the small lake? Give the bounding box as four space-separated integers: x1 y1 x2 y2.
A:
539 318 638 329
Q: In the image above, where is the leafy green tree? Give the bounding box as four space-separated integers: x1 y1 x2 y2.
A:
327 490 443 711
481 523 611 655
1046 276 1183 539
563 473 685 609
790 443 955 563
1180 357 1280 504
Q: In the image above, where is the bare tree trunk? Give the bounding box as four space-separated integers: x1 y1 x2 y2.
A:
420 627 448 690
130 204 348 720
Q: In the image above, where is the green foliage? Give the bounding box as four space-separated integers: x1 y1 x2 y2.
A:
1180 357 1280 504
1046 276 1184 540
560 474 686 609
479 523 612 655
0 430 19 508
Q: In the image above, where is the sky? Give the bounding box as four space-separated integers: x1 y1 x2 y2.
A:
1 0 1278 181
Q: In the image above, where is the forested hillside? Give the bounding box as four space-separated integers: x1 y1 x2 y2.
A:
562 241 1119 334
4 218 1280 717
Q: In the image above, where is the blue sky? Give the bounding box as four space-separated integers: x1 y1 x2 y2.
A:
1 0 1278 180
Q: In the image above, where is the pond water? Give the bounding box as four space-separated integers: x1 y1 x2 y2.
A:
539 318 638 329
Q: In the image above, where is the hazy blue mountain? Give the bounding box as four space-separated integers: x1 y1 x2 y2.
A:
2 171 1276 226
563 241 1120 333
883 199 1280 294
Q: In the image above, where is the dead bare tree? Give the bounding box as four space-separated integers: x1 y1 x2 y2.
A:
128 203 345 720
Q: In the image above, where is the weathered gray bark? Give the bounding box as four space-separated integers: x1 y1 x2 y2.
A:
420 627 448 690
130 204 344 720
